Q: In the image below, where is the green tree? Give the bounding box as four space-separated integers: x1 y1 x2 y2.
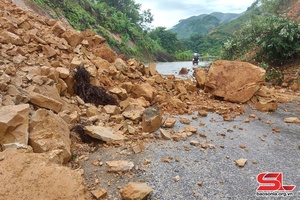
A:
149 27 180 53
221 15 300 64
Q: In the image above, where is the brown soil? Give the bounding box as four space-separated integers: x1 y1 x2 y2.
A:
0 149 90 200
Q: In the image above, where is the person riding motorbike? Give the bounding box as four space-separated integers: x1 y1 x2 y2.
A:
192 52 199 65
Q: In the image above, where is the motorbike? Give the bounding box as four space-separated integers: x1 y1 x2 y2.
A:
192 57 199 66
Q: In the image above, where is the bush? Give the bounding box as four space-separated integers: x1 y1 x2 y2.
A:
221 15 300 64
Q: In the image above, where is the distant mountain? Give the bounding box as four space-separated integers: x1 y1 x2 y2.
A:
171 12 241 39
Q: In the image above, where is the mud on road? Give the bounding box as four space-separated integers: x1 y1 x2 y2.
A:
81 102 300 200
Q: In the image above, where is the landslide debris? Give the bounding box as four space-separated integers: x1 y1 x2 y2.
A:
1 0 299 199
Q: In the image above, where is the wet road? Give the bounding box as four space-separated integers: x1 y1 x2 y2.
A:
151 61 211 79
82 102 300 200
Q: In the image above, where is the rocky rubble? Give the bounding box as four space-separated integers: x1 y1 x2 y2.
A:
0 0 299 199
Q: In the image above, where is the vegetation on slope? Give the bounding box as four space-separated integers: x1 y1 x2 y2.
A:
32 0 166 61
31 0 299 68
220 0 300 84
221 0 300 64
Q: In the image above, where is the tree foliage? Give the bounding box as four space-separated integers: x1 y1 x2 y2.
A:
221 0 300 64
149 27 180 53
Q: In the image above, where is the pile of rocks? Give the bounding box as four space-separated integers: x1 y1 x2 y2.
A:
0 0 251 154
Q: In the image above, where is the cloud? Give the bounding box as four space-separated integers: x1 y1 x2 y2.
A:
135 0 256 28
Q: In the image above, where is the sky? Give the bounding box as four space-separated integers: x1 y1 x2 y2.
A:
135 0 256 28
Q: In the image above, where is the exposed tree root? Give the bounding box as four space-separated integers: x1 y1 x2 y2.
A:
73 66 119 106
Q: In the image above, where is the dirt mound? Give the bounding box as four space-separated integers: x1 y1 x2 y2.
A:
0 149 90 200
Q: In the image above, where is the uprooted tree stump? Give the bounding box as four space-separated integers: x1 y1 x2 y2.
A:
73 66 119 106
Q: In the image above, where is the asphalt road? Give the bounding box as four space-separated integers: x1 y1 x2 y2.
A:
82 102 300 200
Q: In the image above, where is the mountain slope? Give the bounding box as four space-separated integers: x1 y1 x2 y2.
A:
171 12 240 39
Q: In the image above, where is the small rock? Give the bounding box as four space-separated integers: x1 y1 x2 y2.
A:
197 182 203 186
132 83 157 102
161 157 171 163
143 159 151 165
84 125 125 142
103 105 121 115
235 158 247 167
131 141 144 154
106 160 134 172
91 160 101 166
185 126 198 133
179 67 189 75
173 175 180 182
179 117 192 124
284 117 300 123
120 182 152 200
201 143 207 149
190 140 200 146
127 125 136 134
252 160 258 164
244 118 250 123
55 67 70 79
255 98 278 112
163 117 177 128
122 104 145 122
272 127 280 133
249 114 256 118
198 110 208 117
239 144 246 149
91 189 107 199
160 129 171 140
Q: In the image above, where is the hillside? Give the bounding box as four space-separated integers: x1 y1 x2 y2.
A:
214 0 300 36
171 12 240 39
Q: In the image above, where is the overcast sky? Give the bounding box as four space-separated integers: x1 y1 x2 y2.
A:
135 0 256 28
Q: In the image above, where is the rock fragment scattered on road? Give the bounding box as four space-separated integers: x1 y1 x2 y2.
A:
120 182 153 200
284 117 300 123
235 158 248 167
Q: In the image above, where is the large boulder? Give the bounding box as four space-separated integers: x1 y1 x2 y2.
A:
29 109 71 164
205 60 266 103
0 104 30 146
